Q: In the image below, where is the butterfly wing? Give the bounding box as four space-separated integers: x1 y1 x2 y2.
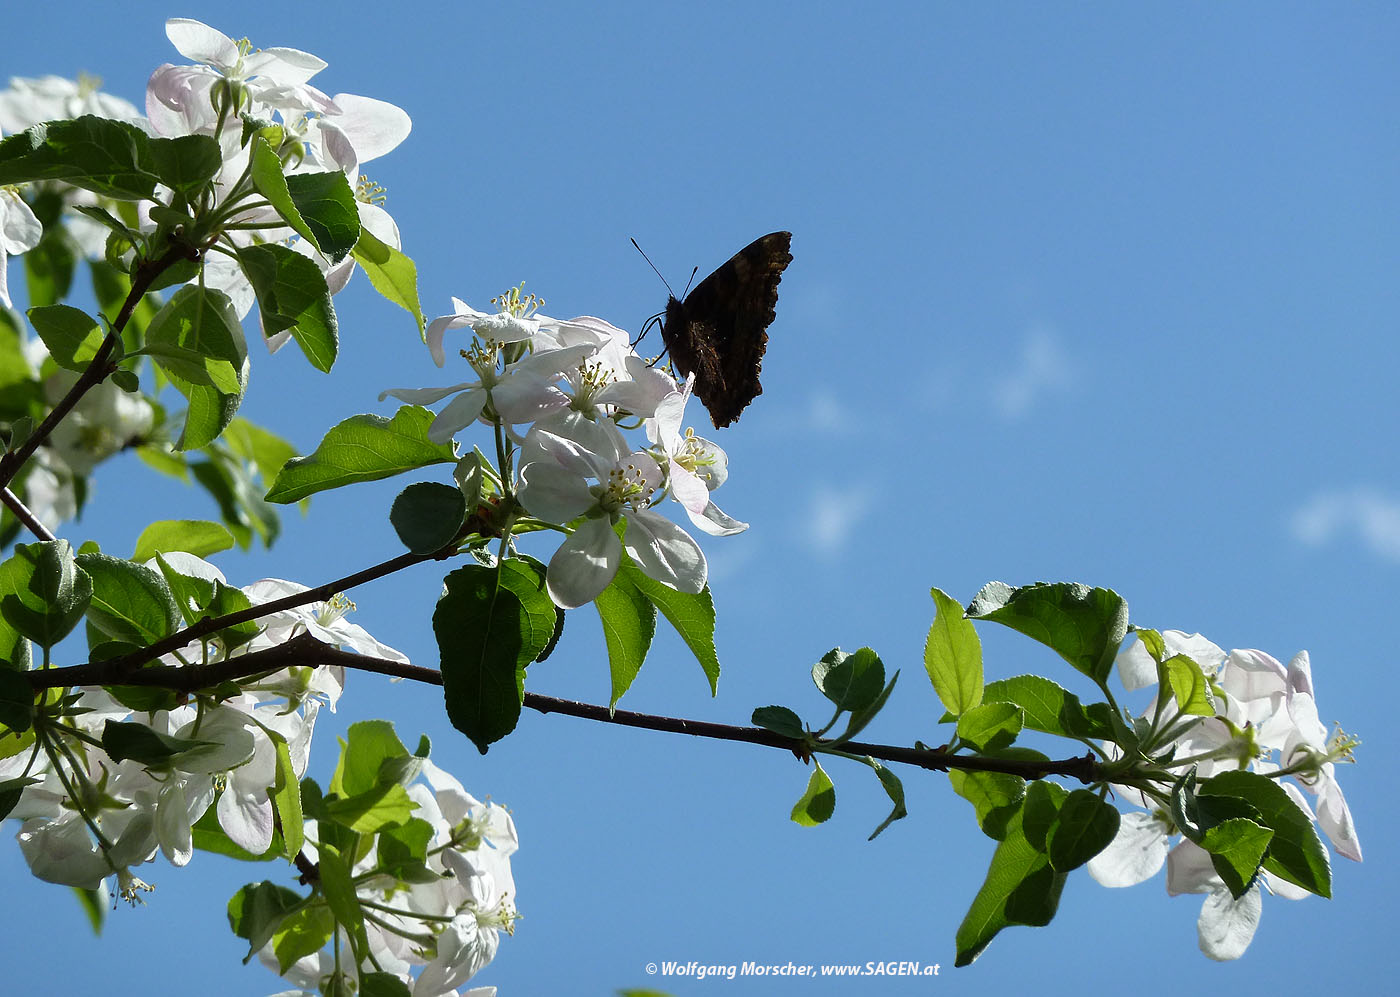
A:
662 231 792 428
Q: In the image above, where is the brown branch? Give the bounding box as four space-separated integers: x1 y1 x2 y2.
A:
1 486 56 541
25 634 1103 785
0 242 201 491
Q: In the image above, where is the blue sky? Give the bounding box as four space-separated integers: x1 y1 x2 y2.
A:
3 3 1397 994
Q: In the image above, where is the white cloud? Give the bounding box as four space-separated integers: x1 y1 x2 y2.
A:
1289 488 1400 561
800 485 871 556
990 325 1075 420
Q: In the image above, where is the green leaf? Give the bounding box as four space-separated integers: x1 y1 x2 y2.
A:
315 844 370 960
193 807 280 861
271 905 335 975
0 116 159 199
154 552 216 626
839 670 899 742
376 818 435 881
147 134 222 197
0 668 35 733
790 762 835 827
228 881 303 959
329 720 409 798
949 769 1026 841
867 761 908 840
1160 653 1216 716
321 782 416 834
1200 817 1273 899
1045 789 1120 872
620 560 719 695
224 417 299 482
236 243 339 371
0 540 92 650
968 581 1129 684
1020 780 1067 853
249 140 357 262
956 701 1024 752
0 775 40 820
353 226 425 335
1201 769 1332 898
751 705 805 739
925 586 984 716
812 646 884 713
265 406 456 503
26 304 106 372
131 519 235 563
390 481 467 554
954 807 1067 966
74 552 180 645
284 171 360 264
594 566 657 707
982 674 1114 740
435 561 557 752
23 192 79 307
144 285 248 450
100 719 211 765
271 734 304 859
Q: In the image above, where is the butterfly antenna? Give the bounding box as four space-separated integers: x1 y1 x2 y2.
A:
681 266 698 298
631 238 676 299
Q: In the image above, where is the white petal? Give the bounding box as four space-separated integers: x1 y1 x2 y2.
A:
624 510 706 594
546 518 621 609
1087 811 1169 887
428 388 490 443
518 459 595 524
326 93 412 162
165 18 240 68
686 499 749 537
1197 884 1262 961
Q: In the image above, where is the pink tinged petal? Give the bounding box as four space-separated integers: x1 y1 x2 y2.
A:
165 18 241 68
517 460 595 523
326 93 412 162
623 509 706 594
1087 811 1170 887
1315 774 1361 861
1197 884 1262 961
1285 649 1314 697
671 465 710 514
547 518 621 609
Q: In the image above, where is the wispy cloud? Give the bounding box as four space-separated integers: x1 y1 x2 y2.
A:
800 485 872 556
990 326 1075 420
1289 488 1400 562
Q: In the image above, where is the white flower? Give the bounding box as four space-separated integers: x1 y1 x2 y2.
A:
518 425 706 608
0 74 143 133
0 183 43 309
647 374 748 537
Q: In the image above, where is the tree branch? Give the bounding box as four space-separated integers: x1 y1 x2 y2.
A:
24 633 1102 785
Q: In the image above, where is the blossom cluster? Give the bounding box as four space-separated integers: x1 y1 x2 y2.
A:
1090 631 1361 960
383 289 748 609
1 552 515 995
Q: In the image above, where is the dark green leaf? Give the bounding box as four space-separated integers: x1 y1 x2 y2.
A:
954 807 1066 967
100 718 211 765
435 561 556 752
237 243 338 371
812 646 884 713
360 973 413 997
0 116 158 199
949 769 1026 841
228 881 302 960
265 406 456 503
752 705 805 739
271 734 304 859
968 581 1129 683
0 668 34 733
283 171 360 264
956 701 1024 752
0 540 92 649
868 761 908 840
1046 790 1120 872
316 843 369 960
1201 769 1332 898
982 674 1114 740
74 552 180 645
144 285 248 450
1200 817 1273 899
390 481 467 554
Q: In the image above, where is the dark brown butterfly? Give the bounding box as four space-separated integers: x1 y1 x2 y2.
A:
660 231 792 428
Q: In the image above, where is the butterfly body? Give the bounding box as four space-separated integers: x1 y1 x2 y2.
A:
660 231 792 428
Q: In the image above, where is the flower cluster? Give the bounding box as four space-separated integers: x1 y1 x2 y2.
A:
383 289 747 608
1090 631 1361 959
1 552 515 994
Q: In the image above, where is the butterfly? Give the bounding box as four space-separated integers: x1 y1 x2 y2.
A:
659 231 792 428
